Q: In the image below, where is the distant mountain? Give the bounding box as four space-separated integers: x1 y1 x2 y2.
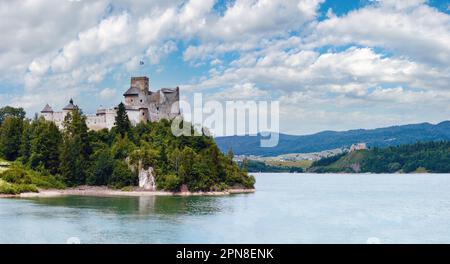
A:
215 121 450 156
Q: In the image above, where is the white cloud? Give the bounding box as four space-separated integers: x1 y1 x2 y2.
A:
307 2 450 65
99 87 117 100
50 14 131 73
208 0 323 41
183 0 324 62
1 0 450 134
0 0 108 79
146 41 178 64
187 46 449 93
208 82 268 101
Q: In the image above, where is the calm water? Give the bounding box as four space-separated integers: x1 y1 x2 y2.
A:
1 173 450 244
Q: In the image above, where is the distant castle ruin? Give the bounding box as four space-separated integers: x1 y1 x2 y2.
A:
40 76 180 130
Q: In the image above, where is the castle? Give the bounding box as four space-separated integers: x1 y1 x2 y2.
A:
40 76 180 131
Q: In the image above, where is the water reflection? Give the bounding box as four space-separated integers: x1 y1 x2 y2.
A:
23 195 225 216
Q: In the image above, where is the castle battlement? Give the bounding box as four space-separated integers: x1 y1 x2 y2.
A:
40 76 180 131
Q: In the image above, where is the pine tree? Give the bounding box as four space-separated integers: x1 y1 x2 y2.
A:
0 116 23 160
114 102 131 137
29 119 62 174
60 109 91 185
60 135 85 186
227 147 234 163
20 120 32 164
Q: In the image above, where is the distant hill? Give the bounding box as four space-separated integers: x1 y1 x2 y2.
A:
215 121 450 156
308 141 450 173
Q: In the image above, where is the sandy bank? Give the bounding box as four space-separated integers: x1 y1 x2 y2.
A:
1 186 255 198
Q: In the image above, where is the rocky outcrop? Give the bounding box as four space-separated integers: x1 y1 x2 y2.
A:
126 157 156 191
139 166 156 191
350 163 361 173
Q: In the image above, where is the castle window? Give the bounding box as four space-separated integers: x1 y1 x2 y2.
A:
140 99 142 103
156 107 159 111
142 112 145 116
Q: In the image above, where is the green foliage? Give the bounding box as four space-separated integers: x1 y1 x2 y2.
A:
111 134 136 160
0 116 23 160
0 106 25 125
0 105 254 192
310 141 450 173
86 147 114 185
19 120 32 164
158 174 181 191
361 141 450 173
244 160 303 173
311 152 347 167
0 163 65 194
29 119 61 174
60 109 91 186
129 140 159 169
114 102 131 137
109 161 137 188
0 179 38 195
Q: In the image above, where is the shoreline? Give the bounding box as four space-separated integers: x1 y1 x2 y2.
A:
0 186 255 199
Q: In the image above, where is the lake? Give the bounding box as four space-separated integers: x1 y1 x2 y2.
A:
1 173 450 243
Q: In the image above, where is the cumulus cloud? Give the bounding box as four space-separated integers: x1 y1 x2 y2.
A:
208 82 269 101
0 0 108 79
99 87 117 100
306 1 450 65
0 0 449 134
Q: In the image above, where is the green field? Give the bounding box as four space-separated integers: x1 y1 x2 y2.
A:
265 160 313 169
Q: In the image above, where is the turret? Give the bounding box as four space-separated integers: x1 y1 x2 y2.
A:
41 104 53 113
63 99 77 111
40 104 54 121
130 76 149 93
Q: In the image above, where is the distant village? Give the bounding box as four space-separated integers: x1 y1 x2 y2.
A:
234 143 367 163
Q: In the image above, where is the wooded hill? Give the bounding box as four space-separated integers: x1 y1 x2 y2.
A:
309 141 450 173
0 105 254 194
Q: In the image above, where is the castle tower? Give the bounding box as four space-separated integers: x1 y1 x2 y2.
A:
63 99 77 113
130 76 149 94
40 104 54 121
124 76 149 107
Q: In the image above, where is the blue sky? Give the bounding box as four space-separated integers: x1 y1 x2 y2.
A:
0 0 449 134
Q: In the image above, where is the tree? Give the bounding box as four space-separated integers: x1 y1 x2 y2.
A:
109 161 137 188
227 148 234 164
60 109 91 185
0 116 23 160
0 106 25 125
129 140 159 169
169 148 182 176
111 134 135 160
179 146 196 184
60 135 85 186
159 144 168 173
20 120 33 164
114 102 131 137
241 158 249 173
87 148 114 186
29 119 62 174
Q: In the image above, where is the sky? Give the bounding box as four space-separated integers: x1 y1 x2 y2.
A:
0 0 449 135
